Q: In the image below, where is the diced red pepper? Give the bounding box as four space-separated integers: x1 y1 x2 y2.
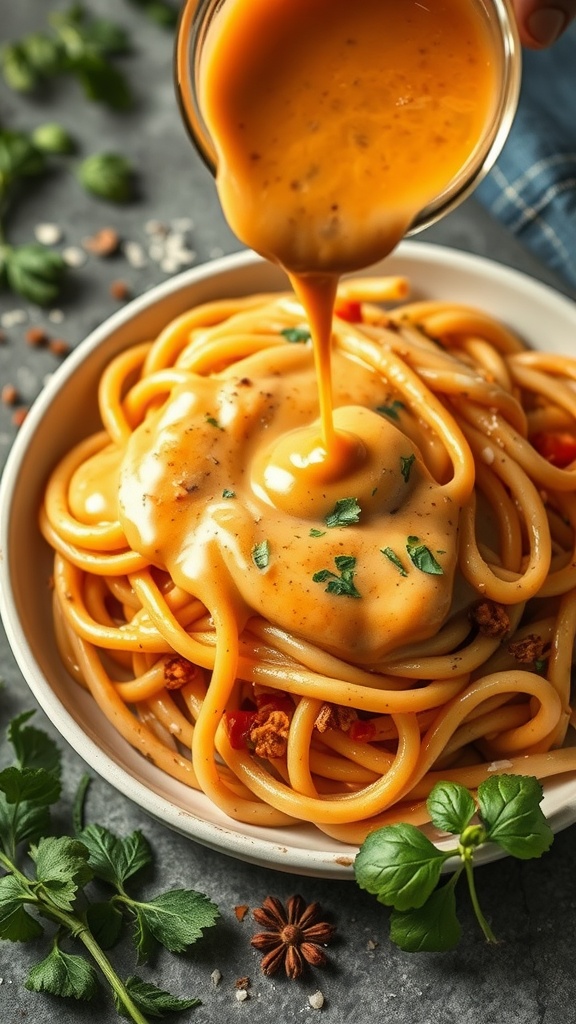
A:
334 298 363 323
224 709 256 749
254 692 294 716
348 719 376 743
532 431 576 468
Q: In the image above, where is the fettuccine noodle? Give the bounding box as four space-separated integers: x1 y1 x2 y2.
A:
41 276 576 844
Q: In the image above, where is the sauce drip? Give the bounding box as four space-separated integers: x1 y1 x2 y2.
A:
185 0 500 467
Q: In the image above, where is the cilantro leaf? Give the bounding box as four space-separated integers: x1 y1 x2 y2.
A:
8 711 61 775
25 944 98 1001
0 874 43 941
313 554 361 598
115 976 200 1019
426 781 476 836
354 823 453 911
252 540 270 570
86 901 124 950
381 546 408 577
0 767 61 807
390 879 462 952
79 824 152 888
478 775 554 859
128 890 219 954
222 488 236 499
29 836 93 912
325 497 361 528
0 796 52 856
406 536 444 575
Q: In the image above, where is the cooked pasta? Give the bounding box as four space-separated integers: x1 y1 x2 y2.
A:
41 275 576 844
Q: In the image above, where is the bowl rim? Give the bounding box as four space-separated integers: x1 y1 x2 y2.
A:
3 240 576 878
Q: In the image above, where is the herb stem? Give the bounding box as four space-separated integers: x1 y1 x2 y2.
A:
463 854 498 944
34 901 151 1024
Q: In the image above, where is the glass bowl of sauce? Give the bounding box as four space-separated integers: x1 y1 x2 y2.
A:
175 0 521 273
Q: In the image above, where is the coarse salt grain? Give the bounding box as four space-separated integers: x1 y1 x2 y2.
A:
235 989 249 1002
210 969 222 988
62 246 87 268
48 309 65 324
1 309 27 328
209 246 224 259
308 991 325 1010
487 759 513 772
144 218 168 235
123 240 148 269
34 223 63 245
172 216 195 231
481 447 495 465
160 257 180 274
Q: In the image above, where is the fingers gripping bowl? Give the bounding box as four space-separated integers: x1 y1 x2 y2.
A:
2 242 576 879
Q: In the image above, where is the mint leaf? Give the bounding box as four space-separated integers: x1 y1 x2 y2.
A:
86 901 124 950
115 976 200 1018
354 823 452 911
29 836 93 912
427 781 476 836
390 880 461 952
325 497 361 528
25 944 98 1000
79 824 152 888
0 874 43 941
478 775 553 859
129 890 219 954
406 536 444 575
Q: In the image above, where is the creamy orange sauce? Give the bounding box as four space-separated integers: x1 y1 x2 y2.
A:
112 0 501 657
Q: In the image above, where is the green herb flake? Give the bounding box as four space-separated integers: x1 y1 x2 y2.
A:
280 326 311 344
325 497 361 528
406 536 444 575
381 547 408 577
205 414 223 430
376 399 405 421
222 489 236 499
309 528 326 538
400 453 416 483
313 554 361 598
252 540 270 570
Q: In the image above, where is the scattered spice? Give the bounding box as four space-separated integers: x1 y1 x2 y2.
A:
163 656 197 690
83 226 121 257
508 633 550 664
1 383 19 406
25 325 48 347
249 708 290 759
314 703 357 734
110 278 131 301
470 599 510 638
48 337 70 357
235 976 250 990
234 905 250 922
11 407 28 427
251 895 335 979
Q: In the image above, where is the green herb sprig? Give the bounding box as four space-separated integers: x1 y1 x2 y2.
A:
354 775 553 952
0 711 219 1021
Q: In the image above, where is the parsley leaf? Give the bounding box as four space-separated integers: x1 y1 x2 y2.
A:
381 547 408 577
252 540 270 570
222 488 236 499
127 890 220 955
25 944 98 1001
406 536 444 575
8 711 61 775
390 877 462 952
325 497 362 528
115 976 200 1018
313 555 361 598
78 824 151 888
77 152 134 202
0 874 44 941
376 399 405 421
478 775 553 859
310 528 326 537
280 326 311 343
29 836 93 912
400 453 416 483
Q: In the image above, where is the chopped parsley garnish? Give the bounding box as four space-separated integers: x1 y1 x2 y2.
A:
376 399 405 421
205 414 222 429
400 453 416 483
252 540 270 570
222 489 236 499
406 536 444 575
280 326 311 344
381 547 408 577
313 555 361 598
325 497 362 528
310 528 326 538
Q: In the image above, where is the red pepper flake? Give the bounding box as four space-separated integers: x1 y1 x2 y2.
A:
225 709 256 749
110 279 131 302
83 227 120 257
11 407 28 427
532 430 576 468
234 904 249 922
348 719 377 743
334 298 363 323
1 383 19 406
25 326 48 347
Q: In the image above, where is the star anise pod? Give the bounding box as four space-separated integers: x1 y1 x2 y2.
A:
251 894 335 979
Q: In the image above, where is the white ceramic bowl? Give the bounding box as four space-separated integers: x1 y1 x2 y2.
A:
2 241 576 878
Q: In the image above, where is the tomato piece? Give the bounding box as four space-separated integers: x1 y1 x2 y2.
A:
254 692 293 716
334 298 363 323
348 720 376 743
532 431 576 468
225 709 256 749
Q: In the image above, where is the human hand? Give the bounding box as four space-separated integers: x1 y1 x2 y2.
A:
511 1 576 47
